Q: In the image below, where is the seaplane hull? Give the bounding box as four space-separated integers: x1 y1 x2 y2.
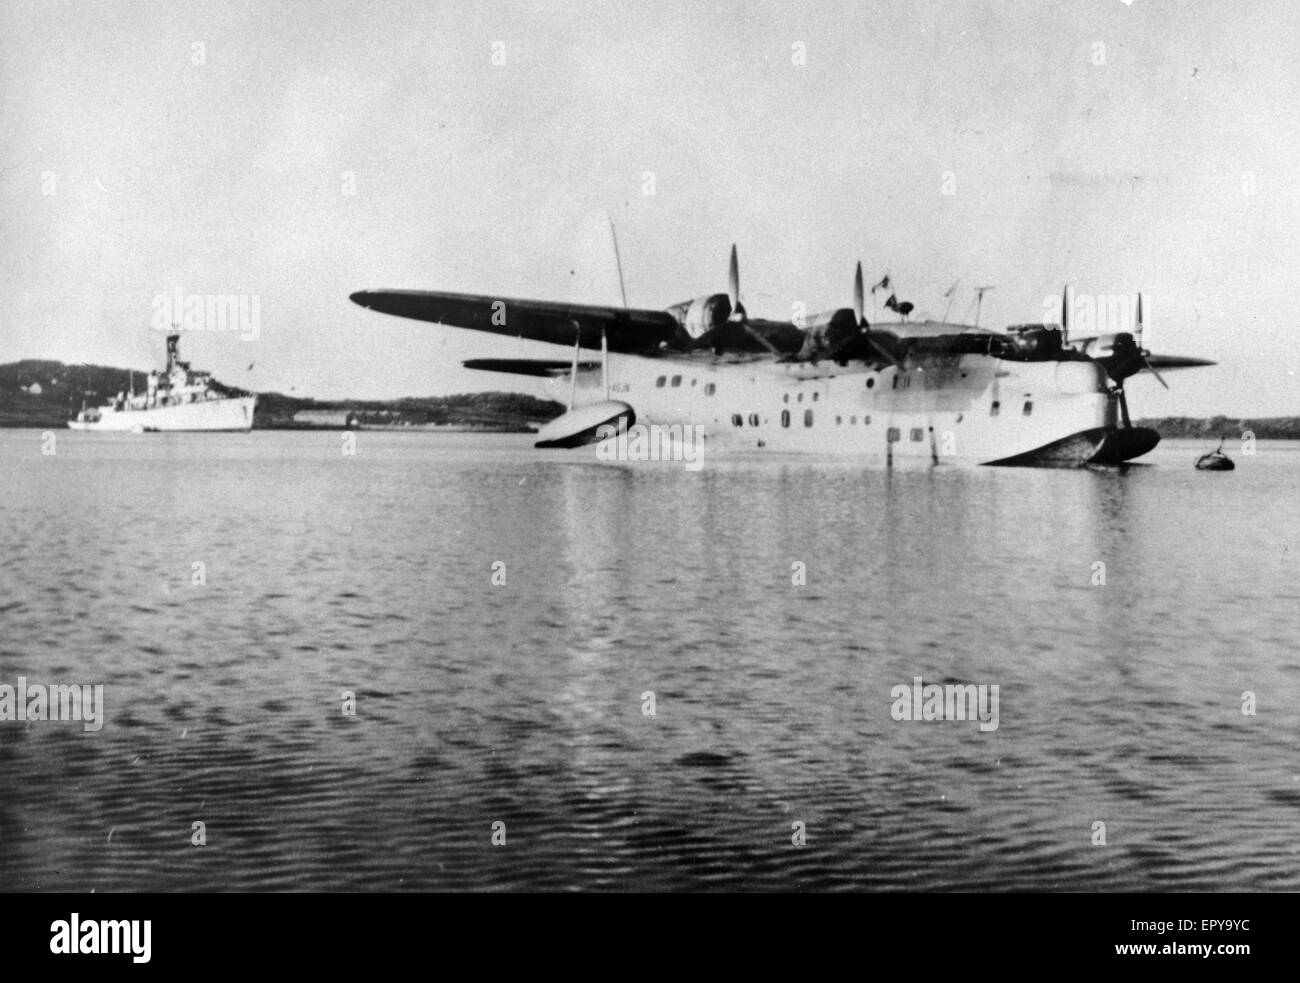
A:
540 351 1152 467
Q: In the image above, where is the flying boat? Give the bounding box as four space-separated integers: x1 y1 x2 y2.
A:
350 244 1214 466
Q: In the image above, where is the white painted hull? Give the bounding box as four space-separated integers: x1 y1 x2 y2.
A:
546 353 1151 467
67 396 256 432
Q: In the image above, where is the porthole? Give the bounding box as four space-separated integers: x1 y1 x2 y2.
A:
704 383 716 396
748 413 760 427
671 375 682 387
781 410 790 428
656 376 666 388
731 414 743 427
804 409 814 427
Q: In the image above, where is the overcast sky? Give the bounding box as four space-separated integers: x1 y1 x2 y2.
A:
3 0 1297 415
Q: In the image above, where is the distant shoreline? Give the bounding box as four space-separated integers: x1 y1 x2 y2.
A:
0 359 564 431
1133 417 1300 440
3 359 1294 438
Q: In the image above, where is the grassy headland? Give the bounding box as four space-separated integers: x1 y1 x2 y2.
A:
0 360 563 431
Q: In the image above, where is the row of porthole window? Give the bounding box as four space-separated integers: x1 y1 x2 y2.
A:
731 410 816 428
649 376 1007 413
781 378 884 403
731 413 926 442
655 375 716 396
885 428 927 443
655 376 922 399
732 411 881 429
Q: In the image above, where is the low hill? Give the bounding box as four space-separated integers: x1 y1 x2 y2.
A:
255 391 564 430
0 360 563 431
1134 417 1300 440
0 360 141 427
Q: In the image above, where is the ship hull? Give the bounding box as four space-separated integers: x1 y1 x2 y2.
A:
68 396 256 432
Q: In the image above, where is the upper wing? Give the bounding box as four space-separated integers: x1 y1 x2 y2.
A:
871 319 998 341
866 319 1000 360
351 288 806 357
350 289 681 354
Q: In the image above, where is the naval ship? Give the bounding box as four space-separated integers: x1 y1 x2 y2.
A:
68 333 256 432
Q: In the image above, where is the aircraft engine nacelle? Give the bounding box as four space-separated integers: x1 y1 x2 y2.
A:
798 308 859 358
680 293 732 340
1076 333 1121 357
1000 325 1064 360
1095 332 1145 383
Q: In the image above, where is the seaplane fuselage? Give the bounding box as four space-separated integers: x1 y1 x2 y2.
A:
543 342 1123 467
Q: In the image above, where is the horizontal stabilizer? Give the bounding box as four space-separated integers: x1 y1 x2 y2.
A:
463 358 601 378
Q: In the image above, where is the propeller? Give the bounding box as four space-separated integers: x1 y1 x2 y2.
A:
706 244 777 355
858 263 905 367
727 244 742 317
808 262 907 368
964 285 996 327
1107 291 1171 428
1135 292 1168 389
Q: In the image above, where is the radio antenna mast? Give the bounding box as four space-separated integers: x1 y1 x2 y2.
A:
607 214 628 309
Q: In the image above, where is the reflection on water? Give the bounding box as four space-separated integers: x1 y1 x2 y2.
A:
0 431 1297 891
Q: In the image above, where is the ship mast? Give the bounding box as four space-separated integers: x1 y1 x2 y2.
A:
166 327 180 375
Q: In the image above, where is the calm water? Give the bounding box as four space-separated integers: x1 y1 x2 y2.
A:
1 430 1297 891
